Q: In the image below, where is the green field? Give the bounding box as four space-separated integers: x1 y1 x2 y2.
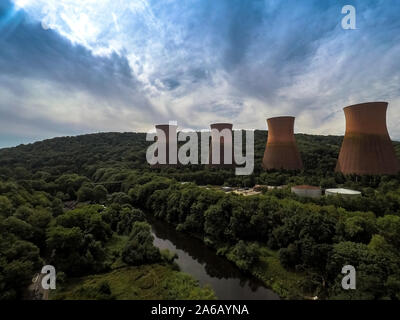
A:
50 264 216 300
251 246 306 299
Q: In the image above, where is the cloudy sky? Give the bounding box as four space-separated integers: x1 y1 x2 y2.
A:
0 0 399 148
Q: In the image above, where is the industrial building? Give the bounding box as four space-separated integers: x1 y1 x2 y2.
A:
325 188 361 197
209 123 235 167
336 102 400 175
291 185 322 198
262 116 303 170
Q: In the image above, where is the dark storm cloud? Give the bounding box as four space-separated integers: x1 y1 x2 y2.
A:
1 0 400 147
0 0 161 147
0 1 137 100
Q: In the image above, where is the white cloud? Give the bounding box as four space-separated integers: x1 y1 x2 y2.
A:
2 0 400 148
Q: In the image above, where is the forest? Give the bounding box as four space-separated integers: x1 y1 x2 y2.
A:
1 130 400 300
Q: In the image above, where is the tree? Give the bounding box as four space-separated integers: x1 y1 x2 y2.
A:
121 222 160 265
101 204 122 231
55 205 111 243
93 185 108 203
27 208 52 230
77 185 94 202
0 237 43 299
2 217 34 241
55 174 91 199
46 226 107 276
204 198 232 243
51 198 64 217
13 205 34 221
226 198 255 241
227 240 259 271
377 215 400 247
111 192 131 205
0 196 13 217
338 212 377 244
116 208 145 235
279 243 300 269
327 241 387 299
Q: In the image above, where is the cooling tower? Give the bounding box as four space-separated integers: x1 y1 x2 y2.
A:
209 123 234 167
335 102 400 175
262 116 303 170
152 124 178 167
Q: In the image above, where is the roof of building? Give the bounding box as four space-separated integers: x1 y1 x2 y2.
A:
325 188 361 195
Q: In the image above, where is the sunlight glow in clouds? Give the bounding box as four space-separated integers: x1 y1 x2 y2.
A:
14 0 169 93
1 0 400 148
14 0 32 8
15 0 154 53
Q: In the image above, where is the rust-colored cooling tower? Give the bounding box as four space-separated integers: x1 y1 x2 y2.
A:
209 123 234 167
152 124 178 167
336 102 400 175
262 116 303 170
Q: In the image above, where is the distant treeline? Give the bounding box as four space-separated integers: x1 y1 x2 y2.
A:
1 131 399 187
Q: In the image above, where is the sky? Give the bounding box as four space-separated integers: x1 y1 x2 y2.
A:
0 0 400 148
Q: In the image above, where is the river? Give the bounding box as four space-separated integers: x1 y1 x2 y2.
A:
150 219 280 300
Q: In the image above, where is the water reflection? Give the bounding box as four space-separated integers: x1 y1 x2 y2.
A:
150 218 280 300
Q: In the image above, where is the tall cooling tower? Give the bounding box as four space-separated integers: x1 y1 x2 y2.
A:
336 102 400 175
152 124 178 167
262 116 303 170
209 123 234 168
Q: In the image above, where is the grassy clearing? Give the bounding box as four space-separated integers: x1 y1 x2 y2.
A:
105 233 129 269
250 246 307 299
50 264 216 300
51 233 215 300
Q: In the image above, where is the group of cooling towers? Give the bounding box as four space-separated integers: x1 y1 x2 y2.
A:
154 102 400 176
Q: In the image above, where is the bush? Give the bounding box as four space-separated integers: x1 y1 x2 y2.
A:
160 249 178 263
279 243 300 269
227 240 260 271
116 208 146 235
121 222 161 265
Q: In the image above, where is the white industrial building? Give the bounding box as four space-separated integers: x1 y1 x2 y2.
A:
325 188 361 197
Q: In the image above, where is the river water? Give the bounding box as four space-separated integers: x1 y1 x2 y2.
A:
150 219 280 300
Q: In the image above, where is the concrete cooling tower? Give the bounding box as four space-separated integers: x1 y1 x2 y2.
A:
336 102 400 175
152 124 178 167
262 116 303 170
209 123 234 168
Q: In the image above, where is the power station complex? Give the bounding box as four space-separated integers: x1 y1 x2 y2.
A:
153 101 399 176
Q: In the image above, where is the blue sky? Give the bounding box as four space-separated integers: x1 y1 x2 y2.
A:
1 0 400 148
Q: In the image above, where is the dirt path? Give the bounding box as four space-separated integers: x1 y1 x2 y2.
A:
26 274 49 300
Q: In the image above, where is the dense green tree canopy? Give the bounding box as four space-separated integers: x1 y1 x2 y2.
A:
1 131 400 300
